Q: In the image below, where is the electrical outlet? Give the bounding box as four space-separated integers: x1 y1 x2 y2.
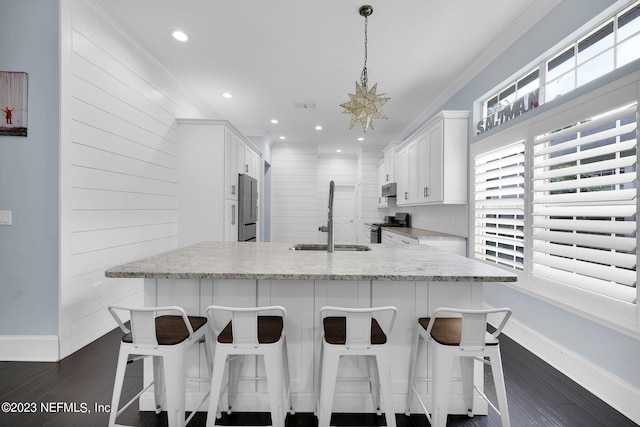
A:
0 211 12 226
93 281 103 300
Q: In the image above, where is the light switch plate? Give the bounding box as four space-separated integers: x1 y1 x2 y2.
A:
0 210 12 226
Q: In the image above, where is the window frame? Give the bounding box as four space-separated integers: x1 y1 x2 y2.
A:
475 0 640 135
470 72 640 339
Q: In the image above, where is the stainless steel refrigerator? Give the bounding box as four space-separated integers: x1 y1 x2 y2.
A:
238 173 258 242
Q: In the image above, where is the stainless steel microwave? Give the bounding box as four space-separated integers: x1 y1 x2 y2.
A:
381 183 397 197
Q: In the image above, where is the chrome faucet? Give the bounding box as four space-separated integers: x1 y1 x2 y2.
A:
318 180 335 253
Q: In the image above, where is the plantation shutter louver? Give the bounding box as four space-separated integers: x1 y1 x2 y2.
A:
531 103 637 302
474 141 526 270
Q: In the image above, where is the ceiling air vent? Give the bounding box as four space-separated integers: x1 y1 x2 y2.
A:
295 102 316 109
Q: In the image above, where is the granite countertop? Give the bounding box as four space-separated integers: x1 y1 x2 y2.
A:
380 226 465 240
105 241 516 282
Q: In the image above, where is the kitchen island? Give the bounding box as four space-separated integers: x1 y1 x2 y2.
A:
106 241 516 415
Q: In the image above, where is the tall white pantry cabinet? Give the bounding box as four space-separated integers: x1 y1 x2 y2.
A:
177 119 261 246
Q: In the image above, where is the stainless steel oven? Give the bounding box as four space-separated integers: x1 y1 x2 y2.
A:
370 213 411 243
370 224 382 243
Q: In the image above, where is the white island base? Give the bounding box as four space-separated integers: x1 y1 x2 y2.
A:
141 277 488 417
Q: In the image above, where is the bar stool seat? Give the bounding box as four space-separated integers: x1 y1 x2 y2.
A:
317 306 397 427
205 305 293 427
108 305 211 427
405 307 512 427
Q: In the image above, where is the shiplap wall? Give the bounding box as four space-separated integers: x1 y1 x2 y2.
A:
271 144 381 244
270 143 318 243
59 0 210 357
316 155 357 243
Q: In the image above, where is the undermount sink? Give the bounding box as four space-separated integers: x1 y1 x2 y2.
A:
289 244 371 252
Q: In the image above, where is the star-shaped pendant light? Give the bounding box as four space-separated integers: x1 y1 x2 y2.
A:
340 5 390 132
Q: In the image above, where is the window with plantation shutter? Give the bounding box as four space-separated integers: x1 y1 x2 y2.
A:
474 141 526 271
531 103 637 302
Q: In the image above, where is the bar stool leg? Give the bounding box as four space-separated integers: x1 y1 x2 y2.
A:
431 347 454 427
206 350 228 427
203 329 214 383
404 329 421 415
283 339 294 414
227 355 242 413
368 356 381 414
152 356 164 414
163 349 187 427
315 342 324 417
318 350 340 427
459 356 475 416
265 349 285 426
108 347 130 427
490 348 511 427
375 351 397 427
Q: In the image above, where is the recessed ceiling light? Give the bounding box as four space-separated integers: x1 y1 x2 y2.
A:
222 92 233 99
336 149 342 153
357 137 364 141
171 30 189 42
279 136 286 140
315 125 323 131
271 119 279 124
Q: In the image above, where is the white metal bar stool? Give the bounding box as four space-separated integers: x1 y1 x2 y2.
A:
317 306 398 427
205 305 293 427
405 307 512 427
108 305 211 427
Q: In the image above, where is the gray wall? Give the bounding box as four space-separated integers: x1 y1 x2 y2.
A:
0 0 60 335
410 0 640 393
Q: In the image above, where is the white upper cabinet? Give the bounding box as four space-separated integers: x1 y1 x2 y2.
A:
377 160 388 207
397 111 468 206
226 130 261 201
417 122 443 203
236 138 261 179
397 139 418 205
377 142 399 207
382 142 399 183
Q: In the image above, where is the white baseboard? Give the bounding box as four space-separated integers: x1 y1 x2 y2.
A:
0 335 59 361
487 312 640 425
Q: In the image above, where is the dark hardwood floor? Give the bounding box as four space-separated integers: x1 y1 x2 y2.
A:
0 327 636 427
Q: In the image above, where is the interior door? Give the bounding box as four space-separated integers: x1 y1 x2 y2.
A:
333 185 356 244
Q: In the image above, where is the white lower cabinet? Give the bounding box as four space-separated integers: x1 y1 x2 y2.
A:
382 230 417 245
382 229 466 255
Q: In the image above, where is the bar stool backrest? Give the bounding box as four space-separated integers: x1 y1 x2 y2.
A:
460 311 489 351
232 310 260 347
130 310 159 348
320 306 397 350
426 307 512 352
347 311 374 349
207 305 286 349
108 305 196 350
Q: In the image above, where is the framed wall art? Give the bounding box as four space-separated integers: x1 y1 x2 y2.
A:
0 71 28 137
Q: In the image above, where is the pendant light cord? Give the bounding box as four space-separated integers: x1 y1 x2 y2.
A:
360 15 368 90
